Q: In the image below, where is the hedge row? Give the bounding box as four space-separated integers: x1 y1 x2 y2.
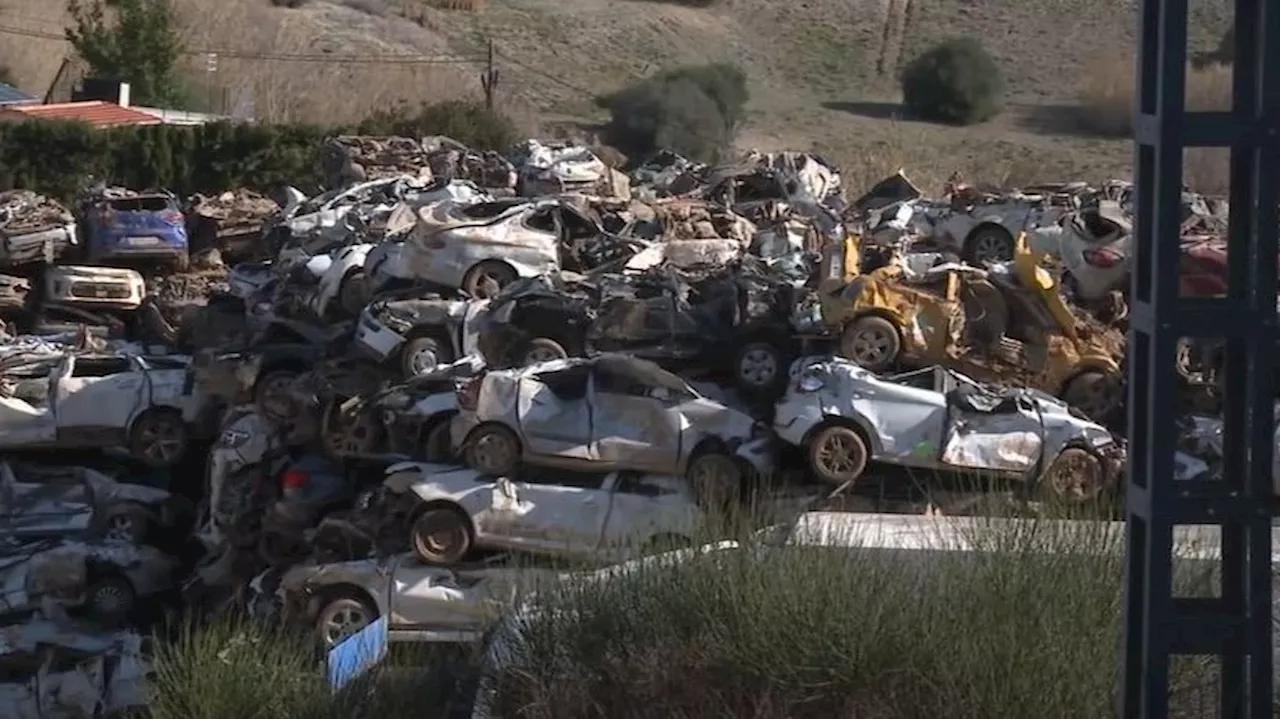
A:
0 100 518 201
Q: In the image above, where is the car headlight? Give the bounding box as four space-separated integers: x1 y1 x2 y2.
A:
798 374 825 393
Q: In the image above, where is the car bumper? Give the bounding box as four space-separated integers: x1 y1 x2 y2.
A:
97 242 187 259
772 400 824 447
355 313 407 361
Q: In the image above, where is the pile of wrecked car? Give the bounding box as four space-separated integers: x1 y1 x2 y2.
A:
0 132 1249 706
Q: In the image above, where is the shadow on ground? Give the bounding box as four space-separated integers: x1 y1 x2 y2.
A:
1006 103 1110 138
821 101 911 121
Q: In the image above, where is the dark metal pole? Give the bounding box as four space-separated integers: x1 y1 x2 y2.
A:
1123 0 1278 715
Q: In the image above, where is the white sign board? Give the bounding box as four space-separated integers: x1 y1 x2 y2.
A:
326 616 388 693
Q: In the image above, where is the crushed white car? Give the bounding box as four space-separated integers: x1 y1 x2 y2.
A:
353 297 488 377
0 351 198 467
381 462 705 565
0 539 178 623
772 358 1123 500
450 354 775 499
43 265 146 310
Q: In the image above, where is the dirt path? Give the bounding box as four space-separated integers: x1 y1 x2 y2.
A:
875 0 913 80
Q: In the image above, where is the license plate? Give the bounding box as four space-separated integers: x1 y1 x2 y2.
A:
126 236 161 245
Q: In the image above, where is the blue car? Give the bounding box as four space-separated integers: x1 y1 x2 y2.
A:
80 189 190 270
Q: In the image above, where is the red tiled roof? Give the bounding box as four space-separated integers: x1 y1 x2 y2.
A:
0 101 163 127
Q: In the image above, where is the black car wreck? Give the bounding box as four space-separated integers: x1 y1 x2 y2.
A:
476 263 804 394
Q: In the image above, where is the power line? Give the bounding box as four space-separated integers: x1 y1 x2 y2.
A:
0 24 485 64
492 48 598 99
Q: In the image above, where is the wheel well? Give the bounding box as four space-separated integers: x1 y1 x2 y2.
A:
845 309 903 334
128 406 183 435
462 421 523 454
1057 367 1113 397
259 358 311 378
84 563 133 588
964 222 1013 247
410 499 476 539
802 416 878 456
466 259 517 283
312 583 381 620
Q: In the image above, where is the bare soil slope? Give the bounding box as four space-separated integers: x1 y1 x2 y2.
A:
0 0 1233 189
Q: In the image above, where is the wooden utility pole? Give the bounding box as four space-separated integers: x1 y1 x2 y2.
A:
480 40 499 109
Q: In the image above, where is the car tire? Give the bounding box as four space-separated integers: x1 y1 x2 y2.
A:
254 370 301 423
100 503 150 543
410 507 473 565
1043 447 1107 502
1061 371 1121 422
127 409 189 469
518 337 569 366
314 595 377 650
464 425 521 476
686 452 743 512
339 270 372 317
734 341 786 393
808 424 870 486
462 261 517 300
964 225 1015 265
400 336 454 378
86 577 136 624
839 316 901 372
323 403 383 457
421 419 456 462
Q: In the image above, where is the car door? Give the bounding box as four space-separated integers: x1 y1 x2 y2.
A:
0 462 95 539
599 472 699 550
0 357 59 446
388 560 558 632
593 290 675 354
52 356 140 445
588 360 684 473
487 467 612 554
938 376 1044 474
515 364 594 460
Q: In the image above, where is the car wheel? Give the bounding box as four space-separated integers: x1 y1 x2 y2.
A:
101 503 149 543
965 226 1015 265
128 410 189 468
339 271 372 317
254 370 300 423
1061 371 1122 421
410 508 473 565
315 596 377 650
839 317 901 372
519 338 568 366
421 420 455 462
685 452 742 511
1043 447 1107 502
400 336 454 378
323 405 383 457
808 425 870 486
87 577 136 624
462 261 517 300
465 425 521 476
734 342 784 392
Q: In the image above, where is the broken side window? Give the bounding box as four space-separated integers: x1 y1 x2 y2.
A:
592 364 651 398
519 465 607 490
532 365 589 400
614 471 680 497
523 208 557 233
460 200 525 219
887 367 939 392
107 196 172 212
69 357 131 378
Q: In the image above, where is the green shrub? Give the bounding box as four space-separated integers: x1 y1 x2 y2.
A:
598 63 748 163
0 100 514 200
901 37 1004 125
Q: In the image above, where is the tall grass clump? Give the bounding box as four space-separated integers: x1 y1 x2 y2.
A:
482 514 1217 718
1077 57 1232 138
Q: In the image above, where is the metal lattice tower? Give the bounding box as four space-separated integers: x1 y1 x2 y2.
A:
1123 0 1279 715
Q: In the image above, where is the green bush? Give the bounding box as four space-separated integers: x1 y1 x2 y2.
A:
598 62 748 163
0 100 515 200
901 37 1004 125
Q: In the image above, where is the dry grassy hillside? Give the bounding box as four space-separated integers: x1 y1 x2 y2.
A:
0 0 1233 190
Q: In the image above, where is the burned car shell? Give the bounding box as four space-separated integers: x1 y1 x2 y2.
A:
354 296 488 377
382 462 704 565
0 619 149 718
479 268 800 393
449 354 774 481
818 236 1125 422
0 539 178 621
773 357 1122 498
43 265 146 310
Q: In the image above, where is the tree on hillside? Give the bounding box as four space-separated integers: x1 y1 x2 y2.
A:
66 0 186 107
901 37 1004 125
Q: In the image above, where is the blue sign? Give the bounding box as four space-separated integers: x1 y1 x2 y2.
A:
326 616 388 693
